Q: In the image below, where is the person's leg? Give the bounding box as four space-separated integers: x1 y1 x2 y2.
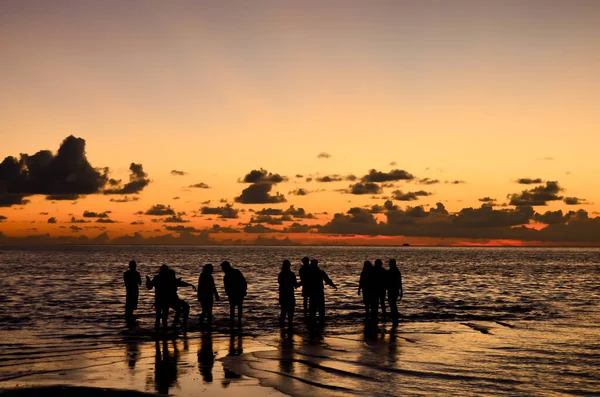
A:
379 292 387 319
161 304 169 329
181 300 190 327
172 300 182 328
155 304 161 330
199 300 207 325
207 300 214 326
237 301 243 324
319 299 325 322
229 300 235 324
389 291 399 321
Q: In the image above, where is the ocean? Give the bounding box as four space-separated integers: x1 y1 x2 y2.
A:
0 245 599 396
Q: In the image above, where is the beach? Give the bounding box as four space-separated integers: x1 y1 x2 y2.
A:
1 245 599 396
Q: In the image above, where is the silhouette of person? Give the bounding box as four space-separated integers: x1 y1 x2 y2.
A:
358 260 377 321
307 259 337 323
221 261 247 326
168 267 196 329
298 256 311 315
373 259 388 320
146 264 196 331
388 259 403 323
198 332 215 383
278 259 300 327
197 264 220 327
123 260 142 325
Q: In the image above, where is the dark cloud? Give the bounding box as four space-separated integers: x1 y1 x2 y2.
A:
0 215 6 222
283 223 314 233
362 169 414 183
173 196 180 200
162 214 189 223
46 194 80 201
96 218 117 223
83 211 110 218
295 174 303 178
391 190 431 201
418 178 440 185
305 177 313 183
346 182 382 195
478 197 496 203
144 204 176 216
70 217 90 224
564 197 588 205
235 183 286 204
243 224 279 233
256 208 283 216
210 224 241 234
449 180 466 184
508 181 563 206
389 161 397 166
110 196 139 203
289 188 309 196
533 210 565 224
240 169 287 184
200 204 239 219
517 178 543 185
170 170 187 176
319 207 382 235
284 205 315 219
250 215 284 225
131 220 144 225
165 225 203 233
317 152 332 159
0 136 114 206
47 217 57 223
103 163 150 195
189 182 210 189
316 175 343 183
70 225 83 232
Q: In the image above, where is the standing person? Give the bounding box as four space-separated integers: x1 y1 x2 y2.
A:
221 261 247 326
373 259 388 320
124 260 142 325
278 259 300 327
197 264 220 327
146 265 173 331
358 261 376 321
298 256 311 315
388 259 403 323
308 259 337 324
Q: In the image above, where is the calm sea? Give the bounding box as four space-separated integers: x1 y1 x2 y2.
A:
1 245 599 396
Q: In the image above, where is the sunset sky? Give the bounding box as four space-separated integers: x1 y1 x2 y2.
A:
1 1 600 245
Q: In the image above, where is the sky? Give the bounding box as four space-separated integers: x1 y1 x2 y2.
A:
1 0 600 245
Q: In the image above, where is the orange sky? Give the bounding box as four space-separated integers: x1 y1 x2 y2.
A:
1 1 600 245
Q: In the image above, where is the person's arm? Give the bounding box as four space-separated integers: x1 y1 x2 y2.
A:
145 275 154 290
323 272 337 290
177 278 197 292
136 272 142 286
212 278 220 300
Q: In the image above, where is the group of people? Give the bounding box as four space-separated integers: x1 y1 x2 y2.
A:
123 257 402 331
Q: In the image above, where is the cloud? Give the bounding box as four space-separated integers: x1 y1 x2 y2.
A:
0 136 130 206
449 180 466 184
254 205 314 219
70 217 90 224
478 197 496 203
306 177 313 182
144 204 176 216
96 218 117 223
70 225 83 232
47 217 57 223
250 214 284 225
83 211 110 218
508 181 563 206
283 223 315 233
391 190 431 201
243 224 279 233
346 182 382 195
109 196 139 203
418 178 440 185
564 197 588 205
200 204 239 219
389 161 397 166
131 220 144 225
240 169 287 184
165 225 203 233
162 214 190 223
289 188 309 196
209 224 241 234
235 169 287 204
103 163 150 195
533 210 566 224
318 207 382 235
316 175 343 183
235 182 286 204
170 170 187 176
189 182 210 189
0 215 6 222
295 174 303 178
362 169 414 183
517 178 543 185
46 194 81 201
317 152 332 159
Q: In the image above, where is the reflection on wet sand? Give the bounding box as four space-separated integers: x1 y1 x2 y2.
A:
197 332 215 382
222 330 244 388
124 338 141 369
153 338 180 394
